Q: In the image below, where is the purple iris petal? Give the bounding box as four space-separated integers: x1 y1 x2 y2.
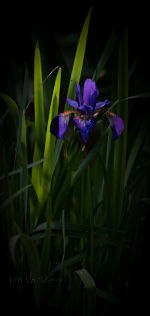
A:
107 113 125 140
66 98 87 114
50 113 70 140
78 104 94 115
66 98 79 109
84 105 95 114
72 116 95 142
95 99 110 110
83 79 98 110
76 82 82 105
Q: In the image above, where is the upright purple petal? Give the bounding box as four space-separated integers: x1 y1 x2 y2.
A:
95 99 110 110
66 98 79 109
76 82 82 105
72 115 95 142
107 112 124 140
83 79 98 109
50 113 70 140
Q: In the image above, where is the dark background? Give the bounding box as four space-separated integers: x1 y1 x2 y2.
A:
0 3 150 96
0 3 150 314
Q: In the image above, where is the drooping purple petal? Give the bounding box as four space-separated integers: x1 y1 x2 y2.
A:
72 115 95 142
66 98 79 109
107 112 124 140
83 79 98 109
50 113 70 140
76 82 82 105
95 99 110 110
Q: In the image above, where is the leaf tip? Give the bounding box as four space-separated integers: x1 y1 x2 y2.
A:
36 40 39 49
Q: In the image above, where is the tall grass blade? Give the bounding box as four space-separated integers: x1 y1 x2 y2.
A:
112 26 128 227
0 184 32 212
20 234 41 308
9 234 20 265
76 268 96 315
75 268 96 288
0 93 19 121
20 66 29 231
65 7 93 108
15 66 28 163
19 111 28 230
72 132 107 186
0 158 47 180
92 30 118 82
41 67 61 200
52 139 63 176
40 199 52 276
61 210 66 266
31 42 45 201
47 252 85 279
109 92 150 114
34 41 45 151
0 93 19 134
125 118 149 186
20 233 41 277
96 288 120 304
0 109 9 125
32 221 89 235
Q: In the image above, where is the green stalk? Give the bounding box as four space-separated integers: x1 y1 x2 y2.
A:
41 67 61 203
41 199 52 276
112 25 128 229
88 165 94 276
30 43 45 229
20 66 29 232
31 42 45 202
65 7 92 110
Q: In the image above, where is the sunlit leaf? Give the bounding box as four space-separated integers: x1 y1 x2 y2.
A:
41 67 61 201
31 42 45 202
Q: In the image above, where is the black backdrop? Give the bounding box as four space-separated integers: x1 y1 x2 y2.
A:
0 3 150 93
0 2 150 314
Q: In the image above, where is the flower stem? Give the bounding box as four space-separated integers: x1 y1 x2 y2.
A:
88 164 94 275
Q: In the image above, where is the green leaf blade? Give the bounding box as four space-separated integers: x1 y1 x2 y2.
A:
42 67 61 198
0 184 32 212
0 93 19 135
34 42 45 152
72 132 107 186
125 119 149 186
31 42 45 205
112 26 128 227
65 7 93 108
75 268 96 289
92 30 118 82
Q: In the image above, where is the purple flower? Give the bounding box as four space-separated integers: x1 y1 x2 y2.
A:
50 79 124 142
106 112 125 140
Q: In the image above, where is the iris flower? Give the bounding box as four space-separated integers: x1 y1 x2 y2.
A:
50 79 124 142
